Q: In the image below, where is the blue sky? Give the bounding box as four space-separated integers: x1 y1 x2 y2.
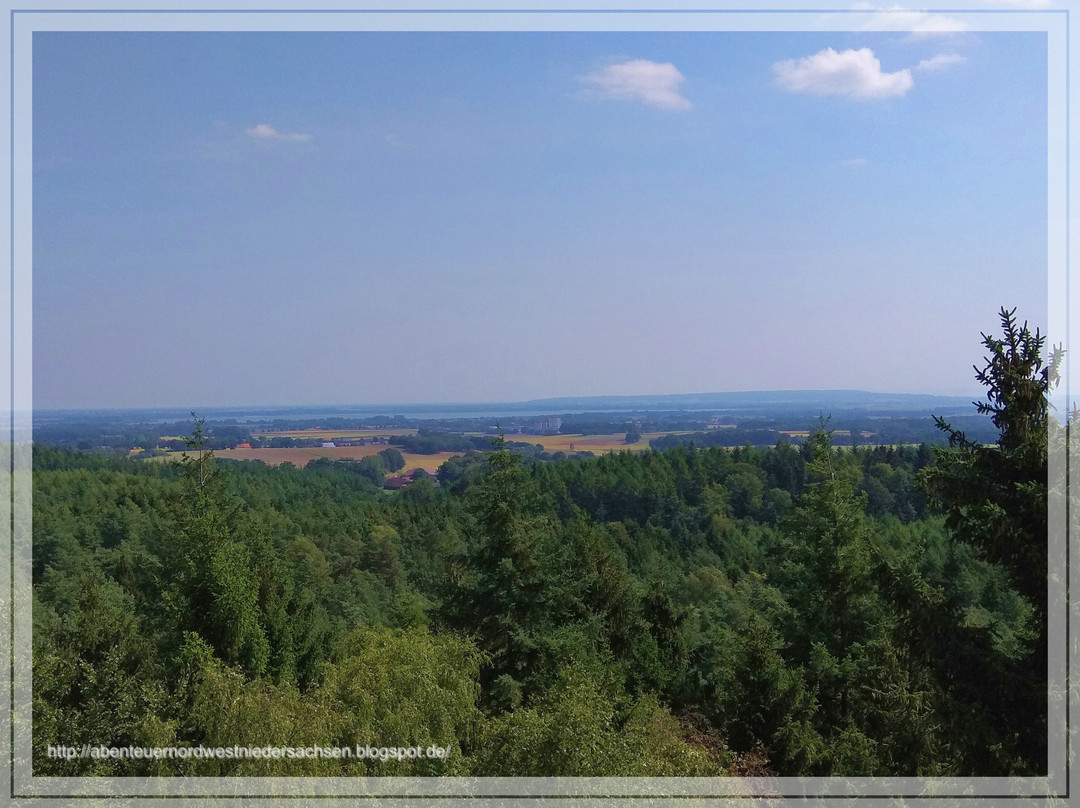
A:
33 30 1047 408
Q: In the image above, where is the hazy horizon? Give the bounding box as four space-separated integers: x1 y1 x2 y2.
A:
34 30 1047 409
32 387 988 419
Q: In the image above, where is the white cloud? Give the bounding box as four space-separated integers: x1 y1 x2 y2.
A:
914 53 967 72
976 0 1053 7
773 48 913 100
853 3 969 37
246 123 312 143
582 59 691 111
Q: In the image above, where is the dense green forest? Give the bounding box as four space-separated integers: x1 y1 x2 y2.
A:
32 310 1057 777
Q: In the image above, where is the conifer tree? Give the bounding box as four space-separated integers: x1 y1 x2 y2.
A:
919 307 1059 773
173 416 270 674
452 436 567 694
921 308 1059 618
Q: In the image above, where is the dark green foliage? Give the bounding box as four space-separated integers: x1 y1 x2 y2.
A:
378 447 406 473
168 421 271 674
445 436 576 696
918 307 1056 774
921 307 1057 614
391 429 494 454
436 451 491 494
33 328 1050 777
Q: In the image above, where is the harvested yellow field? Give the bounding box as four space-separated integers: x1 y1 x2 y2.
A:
402 453 459 473
159 430 699 472
505 432 690 454
780 429 852 438
163 446 461 473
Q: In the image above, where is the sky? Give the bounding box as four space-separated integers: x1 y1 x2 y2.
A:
32 29 1048 409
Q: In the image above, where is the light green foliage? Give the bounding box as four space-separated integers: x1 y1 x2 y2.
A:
317 626 482 775
474 665 728 776
364 524 405 589
169 626 481 776
283 537 333 595
175 632 342 776
32 580 169 775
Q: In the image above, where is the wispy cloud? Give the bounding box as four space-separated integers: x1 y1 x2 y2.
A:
246 123 312 143
914 53 967 72
581 59 691 111
773 48 913 100
853 3 969 37
975 0 1053 8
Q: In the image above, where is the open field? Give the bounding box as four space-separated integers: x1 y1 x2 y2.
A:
778 429 875 439
157 430 692 472
157 428 708 474
496 432 693 454
161 446 461 473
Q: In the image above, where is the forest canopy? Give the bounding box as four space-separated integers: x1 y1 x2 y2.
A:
31 309 1056 777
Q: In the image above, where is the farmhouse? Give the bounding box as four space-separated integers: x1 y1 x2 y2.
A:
383 468 432 490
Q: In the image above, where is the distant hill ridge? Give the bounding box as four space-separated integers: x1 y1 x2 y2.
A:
36 389 985 422
518 389 979 412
